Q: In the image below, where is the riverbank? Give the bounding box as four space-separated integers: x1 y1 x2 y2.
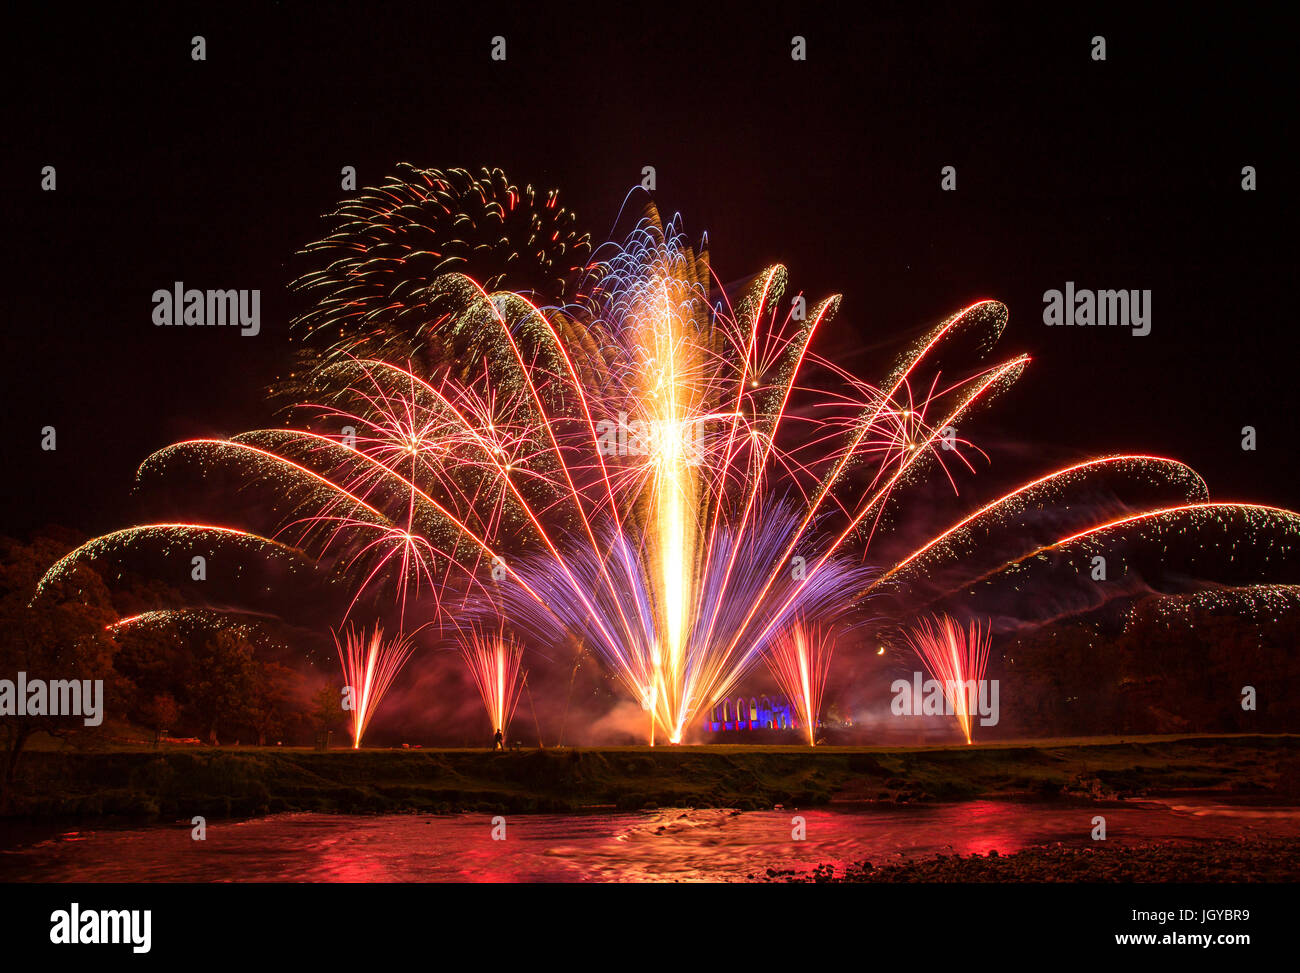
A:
761 836 1300 882
3 734 1297 823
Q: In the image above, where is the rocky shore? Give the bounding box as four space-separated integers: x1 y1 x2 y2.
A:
761 837 1300 882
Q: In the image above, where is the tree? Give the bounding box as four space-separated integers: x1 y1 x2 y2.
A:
139 692 180 744
188 630 260 745
244 662 305 745
0 534 120 785
311 684 344 732
309 683 345 748
115 624 187 727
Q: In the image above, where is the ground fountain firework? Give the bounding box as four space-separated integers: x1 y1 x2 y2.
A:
334 624 416 749
903 614 993 745
764 620 833 746
458 631 526 744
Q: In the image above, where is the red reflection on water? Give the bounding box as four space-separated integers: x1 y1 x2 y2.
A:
2 799 1297 883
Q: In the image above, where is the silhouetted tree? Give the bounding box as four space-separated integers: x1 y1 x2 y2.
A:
188 630 260 745
0 534 120 785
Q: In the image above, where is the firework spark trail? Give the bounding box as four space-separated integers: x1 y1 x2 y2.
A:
764 621 833 746
715 352 1031 675
650 298 1011 679
334 624 417 748
134 437 460 624
104 608 274 638
34 524 308 600
902 614 992 745
296 324 649 661
866 454 1211 592
291 165 590 367
135 425 564 625
498 507 875 744
458 631 526 741
941 501 1300 601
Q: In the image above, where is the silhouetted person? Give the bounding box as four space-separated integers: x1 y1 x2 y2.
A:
493 728 503 751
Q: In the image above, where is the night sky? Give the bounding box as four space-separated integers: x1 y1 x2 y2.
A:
5 3 1293 539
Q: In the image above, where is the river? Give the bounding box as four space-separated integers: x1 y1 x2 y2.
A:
3 797 1298 882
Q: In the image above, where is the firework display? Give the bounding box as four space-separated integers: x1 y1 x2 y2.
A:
40 168 1300 748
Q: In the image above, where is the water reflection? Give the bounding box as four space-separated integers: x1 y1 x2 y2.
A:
3 798 1297 883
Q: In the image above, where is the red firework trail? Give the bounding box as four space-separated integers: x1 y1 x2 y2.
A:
902 614 992 745
458 631 526 741
333 624 417 748
763 620 833 746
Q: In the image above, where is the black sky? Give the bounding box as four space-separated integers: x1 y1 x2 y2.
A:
4 2 1294 538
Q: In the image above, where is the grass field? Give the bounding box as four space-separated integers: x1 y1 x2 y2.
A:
4 733 1298 821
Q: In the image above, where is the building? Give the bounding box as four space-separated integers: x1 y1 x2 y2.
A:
703 694 798 733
